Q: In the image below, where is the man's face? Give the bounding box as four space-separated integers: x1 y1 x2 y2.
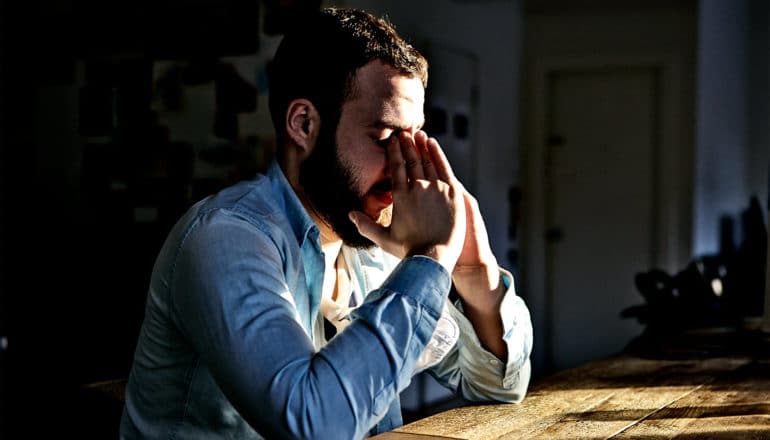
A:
300 60 425 248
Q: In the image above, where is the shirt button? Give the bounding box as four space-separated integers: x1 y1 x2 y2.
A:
489 359 501 366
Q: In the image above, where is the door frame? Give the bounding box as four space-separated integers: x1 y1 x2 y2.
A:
521 52 692 373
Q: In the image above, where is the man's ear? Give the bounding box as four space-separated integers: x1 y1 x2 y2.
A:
285 99 320 158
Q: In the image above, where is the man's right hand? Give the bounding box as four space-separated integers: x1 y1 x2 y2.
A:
348 130 466 273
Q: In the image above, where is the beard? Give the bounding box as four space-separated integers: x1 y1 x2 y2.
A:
299 124 390 249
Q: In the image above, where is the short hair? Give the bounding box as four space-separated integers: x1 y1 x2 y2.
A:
267 8 428 144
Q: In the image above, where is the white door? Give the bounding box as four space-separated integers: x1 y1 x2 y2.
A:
546 68 657 371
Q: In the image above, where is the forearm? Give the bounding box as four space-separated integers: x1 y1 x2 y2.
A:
453 263 507 361
430 268 533 405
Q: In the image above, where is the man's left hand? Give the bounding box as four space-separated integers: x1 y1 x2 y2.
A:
452 184 503 310
447 168 508 361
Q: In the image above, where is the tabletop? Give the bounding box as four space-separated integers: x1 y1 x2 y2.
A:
373 329 770 439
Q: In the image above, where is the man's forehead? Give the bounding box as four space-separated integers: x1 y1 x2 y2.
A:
349 61 425 128
373 103 425 131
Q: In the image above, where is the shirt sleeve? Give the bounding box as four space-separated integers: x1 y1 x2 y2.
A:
427 267 533 403
170 210 452 439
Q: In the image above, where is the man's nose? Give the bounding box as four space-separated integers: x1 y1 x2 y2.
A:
383 159 392 178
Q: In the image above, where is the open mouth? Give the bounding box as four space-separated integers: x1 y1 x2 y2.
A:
370 179 393 195
369 180 393 205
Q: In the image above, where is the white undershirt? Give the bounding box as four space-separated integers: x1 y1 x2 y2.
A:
319 240 356 340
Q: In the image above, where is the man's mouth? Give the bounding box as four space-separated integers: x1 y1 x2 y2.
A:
369 180 393 205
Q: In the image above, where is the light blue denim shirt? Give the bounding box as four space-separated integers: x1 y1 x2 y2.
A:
120 160 532 439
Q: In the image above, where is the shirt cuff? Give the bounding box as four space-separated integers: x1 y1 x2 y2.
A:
448 267 533 390
374 255 452 320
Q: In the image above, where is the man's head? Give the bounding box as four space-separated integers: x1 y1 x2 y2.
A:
268 8 428 247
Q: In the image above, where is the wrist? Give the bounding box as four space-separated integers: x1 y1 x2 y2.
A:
452 263 504 314
452 262 500 293
407 244 458 275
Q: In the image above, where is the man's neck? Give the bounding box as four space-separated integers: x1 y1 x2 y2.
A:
279 158 342 247
309 209 341 247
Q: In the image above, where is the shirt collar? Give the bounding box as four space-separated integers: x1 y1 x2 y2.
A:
266 159 320 249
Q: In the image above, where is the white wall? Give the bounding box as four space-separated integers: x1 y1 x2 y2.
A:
693 0 769 256
748 0 770 218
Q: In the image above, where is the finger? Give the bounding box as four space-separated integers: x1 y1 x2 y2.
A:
425 136 457 182
387 133 408 192
415 130 438 181
399 131 425 182
348 211 392 250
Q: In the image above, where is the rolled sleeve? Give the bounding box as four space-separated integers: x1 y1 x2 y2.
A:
431 267 533 403
361 255 450 320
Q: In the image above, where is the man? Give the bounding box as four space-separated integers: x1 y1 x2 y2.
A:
120 8 532 439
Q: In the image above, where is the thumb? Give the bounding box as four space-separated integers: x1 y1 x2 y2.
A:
348 211 391 248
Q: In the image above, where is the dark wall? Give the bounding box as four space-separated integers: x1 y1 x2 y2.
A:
0 1 269 437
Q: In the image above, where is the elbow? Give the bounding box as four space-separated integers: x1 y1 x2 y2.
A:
504 358 532 404
461 358 532 405
265 363 366 440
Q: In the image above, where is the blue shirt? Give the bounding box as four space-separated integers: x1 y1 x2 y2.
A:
120 161 533 439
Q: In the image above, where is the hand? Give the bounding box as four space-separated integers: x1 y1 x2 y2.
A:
454 186 497 270
348 131 466 273
451 186 504 312
452 184 500 285
451 188 507 360
436 151 506 360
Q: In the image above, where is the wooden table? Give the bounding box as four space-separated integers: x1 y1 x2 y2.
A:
374 330 770 439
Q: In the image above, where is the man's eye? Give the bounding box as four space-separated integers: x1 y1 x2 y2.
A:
376 132 397 148
376 137 391 148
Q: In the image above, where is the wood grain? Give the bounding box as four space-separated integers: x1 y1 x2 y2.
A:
373 356 768 440
616 360 770 439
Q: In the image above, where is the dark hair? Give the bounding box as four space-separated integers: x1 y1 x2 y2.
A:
267 8 428 144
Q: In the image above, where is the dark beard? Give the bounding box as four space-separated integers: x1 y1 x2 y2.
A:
299 126 375 249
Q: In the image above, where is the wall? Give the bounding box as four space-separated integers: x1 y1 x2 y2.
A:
693 0 769 257
749 0 770 217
